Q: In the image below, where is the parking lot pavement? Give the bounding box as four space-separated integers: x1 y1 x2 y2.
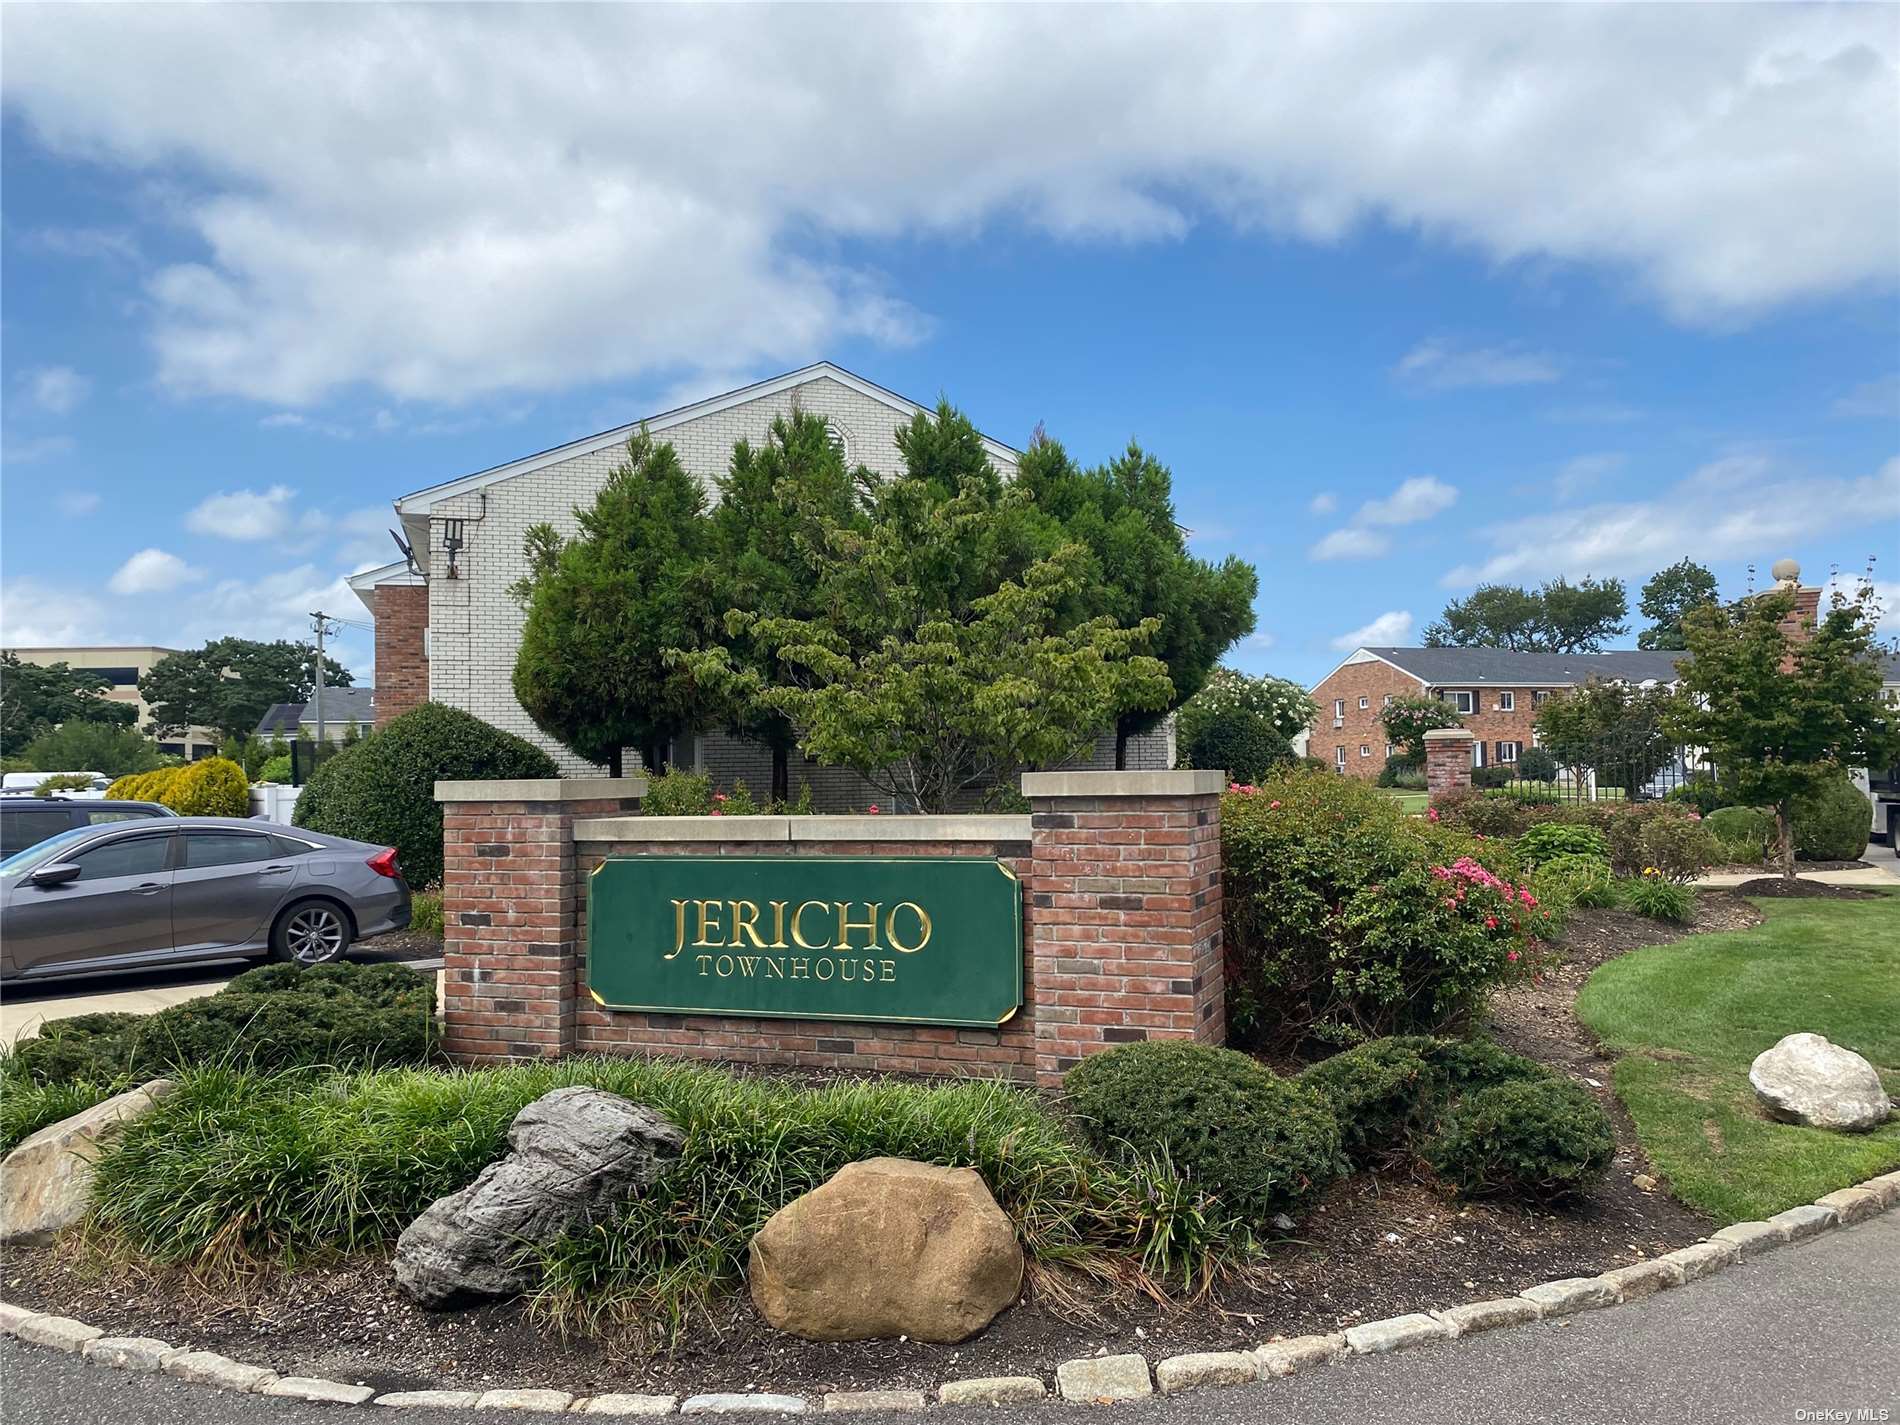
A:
1 938 442 1045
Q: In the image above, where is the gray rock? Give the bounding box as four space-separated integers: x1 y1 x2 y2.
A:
475 1388 576 1411
0 1303 42 1334
395 1087 684 1306
1769 1204 1838 1240
1749 1033 1891 1132
1520 1276 1617 1316
680 1394 809 1414
1659 1239 1740 1280
1711 1220 1791 1258
936 1376 1045 1406
1814 1187 1883 1224
265 1377 377 1405
1055 1354 1152 1403
1154 1351 1259 1394
1432 1298 1541 1337
82 1336 181 1372
164 1350 278 1392
1254 1332 1347 1376
1344 1313 1451 1355
1598 1260 1683 1302
580 1396 680 1416
14 1315 103 1352
375 1391 485 1408
821 1389 926 1412
1863 1172 1900 1208
0 1081 173 1245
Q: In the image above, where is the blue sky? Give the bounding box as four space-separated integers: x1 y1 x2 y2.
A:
3 5 1896 687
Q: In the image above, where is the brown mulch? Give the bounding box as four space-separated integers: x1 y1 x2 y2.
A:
1730 878 1882 900
0 901 1735 1398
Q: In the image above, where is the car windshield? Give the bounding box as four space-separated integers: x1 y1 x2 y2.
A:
0 825 97 877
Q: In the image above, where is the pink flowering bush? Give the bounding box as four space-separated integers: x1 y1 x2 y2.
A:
1222 769 1541 1051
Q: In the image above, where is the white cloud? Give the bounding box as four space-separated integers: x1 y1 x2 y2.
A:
1865 580 1900 636
1243 631 1276 651
1357 475 1459 527
260 411 354 438
24 226 141 264
1543 402 1643 426
1308 493 1338 516
184 484 297 540
1 435 75 464
24 365 91 415
107 547 204 595
1331 610 1415 650
1310 475 1457 559
1443 451 1900 588
55 490 102 517
0 578 115 646
1395 339 1561 392
1310 526 1392 561
3 6 1893 405
1833 373 1900 419
1552 452 1627 501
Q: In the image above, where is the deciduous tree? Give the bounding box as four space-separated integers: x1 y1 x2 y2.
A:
139 640 351 742
510 428 713 777
1425 577 1628 653
20 721 163 777
0 652 136 757
1533 681 1680 798
1637 559 1719 650
1379 694 1464 765
1668 584 1899 880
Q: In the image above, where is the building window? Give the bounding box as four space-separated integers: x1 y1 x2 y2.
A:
1360 744 1371 758
1335 746 1347 769
1358 696 1370 710
1383 694 1394 707
1333 698 1345 727
1533 689 1550 705
93 666 140 687
1471 740 1486 769
1385 743 1396 758
1497 691 1515 712
1498 741 1521 764
1444 690 1475 714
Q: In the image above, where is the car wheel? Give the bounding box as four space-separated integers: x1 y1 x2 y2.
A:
272 899 353 966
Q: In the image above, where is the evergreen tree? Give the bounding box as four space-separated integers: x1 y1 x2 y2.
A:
510 429 712 776
1637 559 1719 650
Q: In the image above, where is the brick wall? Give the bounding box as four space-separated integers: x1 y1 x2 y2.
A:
436 771 1226 1087
372 583 429 728
1309 655 1557 779
1425 728 1476 802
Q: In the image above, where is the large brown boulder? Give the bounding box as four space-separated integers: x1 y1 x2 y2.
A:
0 1079 174 1245
748 1157 1023 1343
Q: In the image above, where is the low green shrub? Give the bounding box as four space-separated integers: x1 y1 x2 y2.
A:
1534 852 1619 910
90 1058 1255 1340
1515 822 1609 868
33 773 94 795
642 766 715 815
410 887 444 937
1665 775 1726 816
1182 713 1293 785
257 754 293 784
1423 1077 1615 1204
1223 772 1539 1050
1064 1040 1345 1222
1433 788 1539 838
1470 765 1514 790
1620 871 1696 923
1375 762 1426 790
1705 805 1775 863
294 702 557 886
1514 747 1559 783
1793 773 1872 862
7 962 435 1088
1602 803 1717 882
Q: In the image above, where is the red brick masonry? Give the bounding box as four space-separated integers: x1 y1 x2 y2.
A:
437 771 1227 1087
372 583 430 727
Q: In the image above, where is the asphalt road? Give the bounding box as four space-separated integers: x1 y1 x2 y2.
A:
5 1213 1896 1425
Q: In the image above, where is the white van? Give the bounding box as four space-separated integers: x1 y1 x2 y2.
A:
0 771 111 798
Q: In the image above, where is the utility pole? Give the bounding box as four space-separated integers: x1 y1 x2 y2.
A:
310 611 337 750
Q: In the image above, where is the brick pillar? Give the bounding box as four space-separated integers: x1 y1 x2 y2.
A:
436 777 644 1063
1425 728 1475 802
1022 770 1225 1087
373 583 430 727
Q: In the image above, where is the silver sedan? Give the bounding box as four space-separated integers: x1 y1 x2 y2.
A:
0 817 412 982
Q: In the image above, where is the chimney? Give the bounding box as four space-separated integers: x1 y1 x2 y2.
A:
1767 557 1822 647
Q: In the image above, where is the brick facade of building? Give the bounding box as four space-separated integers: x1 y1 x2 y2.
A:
371 582 430 729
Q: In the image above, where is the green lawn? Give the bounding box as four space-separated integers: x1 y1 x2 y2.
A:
1577 892 1900 1222
1377 789 1429 814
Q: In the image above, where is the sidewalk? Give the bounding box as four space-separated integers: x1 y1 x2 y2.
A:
1698 841 1900 890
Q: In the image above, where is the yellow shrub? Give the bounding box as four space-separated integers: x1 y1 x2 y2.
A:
106 759 248 816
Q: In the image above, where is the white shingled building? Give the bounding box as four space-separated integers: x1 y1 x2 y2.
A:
351 362 1172 804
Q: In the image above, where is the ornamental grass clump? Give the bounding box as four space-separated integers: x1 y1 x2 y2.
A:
1221 769 1542 1050
87 1056 1257 1346
1620 868 1697 924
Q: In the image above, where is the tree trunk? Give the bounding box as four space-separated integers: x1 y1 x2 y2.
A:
607 746 623 779
1115 721 1129 772
771 745 790 806
645 741 666 776
1775 800 1797 882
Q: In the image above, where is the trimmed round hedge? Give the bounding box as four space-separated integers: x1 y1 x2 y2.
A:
105 757 249 816
1063 1040 1345 1223
1705 805 1775 862
1298 1035 1545 1169
293 702 557 885
1423 1077 1615 1204
1183 713 1292 786
1793 774 1872 862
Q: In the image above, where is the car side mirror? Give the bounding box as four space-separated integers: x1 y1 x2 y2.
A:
29 863 81 888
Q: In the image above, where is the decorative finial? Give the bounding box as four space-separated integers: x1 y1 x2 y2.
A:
1770 557 1800 586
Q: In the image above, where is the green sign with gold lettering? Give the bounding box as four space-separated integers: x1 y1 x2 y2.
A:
586 856 1023 1027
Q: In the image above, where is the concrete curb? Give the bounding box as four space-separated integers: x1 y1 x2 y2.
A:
3 1168 1895 1415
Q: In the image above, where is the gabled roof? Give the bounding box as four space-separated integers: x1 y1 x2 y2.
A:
347 558 423 614
252 688 378 738
392 361 1021 517
1364 647 1689 687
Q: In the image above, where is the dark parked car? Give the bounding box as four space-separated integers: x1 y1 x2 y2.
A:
0 817 411 982
0 797 175 857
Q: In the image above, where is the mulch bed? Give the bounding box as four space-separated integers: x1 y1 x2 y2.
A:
1730 878 1882 900
0 902 1730 1399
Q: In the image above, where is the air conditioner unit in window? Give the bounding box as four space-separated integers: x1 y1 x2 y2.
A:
1332 717 1344 728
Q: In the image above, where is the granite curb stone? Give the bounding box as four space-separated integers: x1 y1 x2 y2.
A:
578 1395 680 1415
1431 1298 1542 1337
1659 1239 1740 1280
164 1350 278 1392
81 1336 183 1372
1768 1204 1839 1241
821 1389 927 1412
1814 1188 1883 1224
1055 1354 1153 1403
936 1376 1046 1406
1710 1219 1792 1257
1254 1332 1348 1375
1154 1351 1260 1394
0 1303 42 1334
1598 1259 1684 1302
267 1377 379 1405
15 1314 103 1352
375 1391 484 1408
476 1388 577 1411
1345 1313 1451 1355
1520 1276 1617 1316
680 1394 810 1415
